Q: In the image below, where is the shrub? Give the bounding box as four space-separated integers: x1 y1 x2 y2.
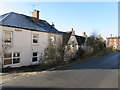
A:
75 47 85 59
39 45 63 70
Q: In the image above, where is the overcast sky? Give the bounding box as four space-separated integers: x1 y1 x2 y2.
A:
0 2 118 39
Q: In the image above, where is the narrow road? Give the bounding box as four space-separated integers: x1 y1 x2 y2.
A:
2 52 119 89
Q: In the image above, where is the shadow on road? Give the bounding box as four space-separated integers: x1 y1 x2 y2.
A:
2 86 119 90
53 52 119 70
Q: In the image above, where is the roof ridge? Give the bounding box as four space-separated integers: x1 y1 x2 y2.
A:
0 12 59 34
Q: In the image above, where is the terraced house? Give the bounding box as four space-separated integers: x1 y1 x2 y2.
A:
0 10 63 68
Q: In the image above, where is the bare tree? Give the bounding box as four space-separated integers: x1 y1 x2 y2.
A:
84 31 106 55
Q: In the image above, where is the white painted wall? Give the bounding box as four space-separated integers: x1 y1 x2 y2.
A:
0 26 2 69
68 36 78 45
0 26 62 68
64 35 79 61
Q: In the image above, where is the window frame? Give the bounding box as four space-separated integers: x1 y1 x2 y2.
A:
3 52 20 66
32 33 39 45
32 52 38 62
3 31 13 45
3 53 12 65
50 36 56 46
13 52 20 64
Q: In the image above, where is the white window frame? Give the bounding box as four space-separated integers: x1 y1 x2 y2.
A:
13 52 20 64
50 36 56 46
3 53 12 66
3 52 20 66
32 52 38 62
32 33 39 45
3 31 13 45
71 37 75 41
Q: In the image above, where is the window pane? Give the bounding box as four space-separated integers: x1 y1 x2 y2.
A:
4 59 12 65
13 53 20 57
4 32 11 37
32 57 37 62
33 52 37 56
33 35 38 38
50 36 56 45
13 58 20 64
4 38 12 43
4 53 12 58
33 39 38 43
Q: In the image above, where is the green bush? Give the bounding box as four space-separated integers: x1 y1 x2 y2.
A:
39 46 63 70
75 47 85 59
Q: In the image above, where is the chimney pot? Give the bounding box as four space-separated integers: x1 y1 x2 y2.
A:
72 28 74 31
71 28 75 35
52 22 55 27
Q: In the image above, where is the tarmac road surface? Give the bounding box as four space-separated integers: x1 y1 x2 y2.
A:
2 52 119 89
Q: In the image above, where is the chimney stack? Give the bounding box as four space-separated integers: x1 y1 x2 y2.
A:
71 28 75 35
32 10 39 20
82 32 86 36
82 32 87 37
52 22 55 27
72 28 74 31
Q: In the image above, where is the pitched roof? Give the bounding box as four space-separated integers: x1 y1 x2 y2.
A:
60 31 72 45
60 31 86 46
75 35 86 45
0 12 59 34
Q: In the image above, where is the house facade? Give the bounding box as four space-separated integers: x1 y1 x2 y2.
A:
0 10 62 68
61 29 86 61
106 36 120 50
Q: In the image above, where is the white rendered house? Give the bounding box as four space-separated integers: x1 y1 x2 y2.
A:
60 29 86 61
0 10 62 68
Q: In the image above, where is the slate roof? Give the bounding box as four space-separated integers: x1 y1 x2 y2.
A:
60 31 72 45
0 12 59 34
75 35 86 45
60 31 86 46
